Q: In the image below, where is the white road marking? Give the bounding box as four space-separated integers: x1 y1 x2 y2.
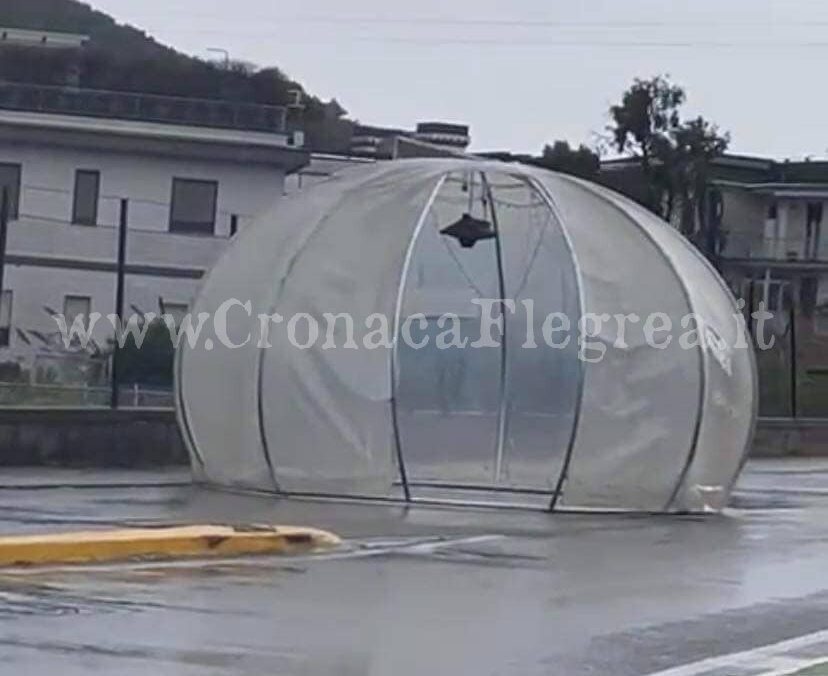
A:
643 628 828 676
307 534 505 561
761 656 828 676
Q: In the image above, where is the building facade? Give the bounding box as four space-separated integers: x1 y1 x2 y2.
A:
0 81 307 382
713 157 828 305
284 120 474 196
349 121 471 159
712 157 828 417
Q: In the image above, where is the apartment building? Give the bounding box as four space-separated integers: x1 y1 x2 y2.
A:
0 80 308 371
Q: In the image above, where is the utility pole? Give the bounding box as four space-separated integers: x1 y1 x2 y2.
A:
110 198 128 409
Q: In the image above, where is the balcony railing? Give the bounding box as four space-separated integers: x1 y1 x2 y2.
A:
0 81 287 133
719 232 828 263
0 382 173 409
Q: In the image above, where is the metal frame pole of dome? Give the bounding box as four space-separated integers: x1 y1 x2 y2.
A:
524 174 587 512
655 257 707 512
481 172 510 484
389 173 448 503
538 173 711 512
174 339 204 468
256 352 281 491
730 322 760 492
661 231 760 506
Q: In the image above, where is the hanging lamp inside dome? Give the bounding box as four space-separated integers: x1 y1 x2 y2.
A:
440 213 495 248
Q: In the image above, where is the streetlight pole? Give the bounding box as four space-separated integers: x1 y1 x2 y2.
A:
207 47 230 69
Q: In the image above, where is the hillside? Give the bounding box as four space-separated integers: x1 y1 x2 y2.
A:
0 0 174 56
0 0 353 151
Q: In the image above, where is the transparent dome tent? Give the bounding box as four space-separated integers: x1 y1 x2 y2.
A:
176 159 757 513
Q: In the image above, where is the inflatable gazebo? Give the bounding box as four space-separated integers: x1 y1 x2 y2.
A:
176 159 757 513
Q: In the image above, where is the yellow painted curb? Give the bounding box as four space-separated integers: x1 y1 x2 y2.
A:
0 525 341 567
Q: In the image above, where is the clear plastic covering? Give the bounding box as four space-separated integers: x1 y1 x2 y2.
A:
530 172 702 511
586 183 757 512
177 159 757 513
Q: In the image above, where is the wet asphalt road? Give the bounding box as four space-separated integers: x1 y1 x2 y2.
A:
0 461 826 675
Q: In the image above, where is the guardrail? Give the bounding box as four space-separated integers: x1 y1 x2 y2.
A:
0 81 288 134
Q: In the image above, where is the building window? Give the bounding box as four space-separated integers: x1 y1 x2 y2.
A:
815 307 828 335
814 275 828 334
72 170 100 226
806 202 824 260
0 163 21 219
764 280 789 314
63 295 91 329
0 290 12 347
169 178 217 234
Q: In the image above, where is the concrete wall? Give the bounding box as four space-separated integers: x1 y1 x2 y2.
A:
752 418 828 457
0 408 187 467
0 409 822 470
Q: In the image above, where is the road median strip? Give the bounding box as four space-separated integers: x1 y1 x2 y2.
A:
0 524 341 567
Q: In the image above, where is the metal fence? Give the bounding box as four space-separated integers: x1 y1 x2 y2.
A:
0 382 173 408
747 291 828 419
0 81 288 134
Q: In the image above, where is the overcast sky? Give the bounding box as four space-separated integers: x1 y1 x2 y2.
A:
90 0 828 158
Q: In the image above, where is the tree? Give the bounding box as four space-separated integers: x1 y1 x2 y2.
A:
670 117 730 250
607 75 730 256
608 75 685 215
110 318 174 388
533 141 600 180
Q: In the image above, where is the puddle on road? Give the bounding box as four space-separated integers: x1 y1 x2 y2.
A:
729 493 801 510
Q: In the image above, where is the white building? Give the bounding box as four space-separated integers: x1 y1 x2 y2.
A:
0 81 307 373
0 28 89 49
710 157 828 319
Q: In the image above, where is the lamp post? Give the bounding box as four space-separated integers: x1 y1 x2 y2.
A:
207 47 230 70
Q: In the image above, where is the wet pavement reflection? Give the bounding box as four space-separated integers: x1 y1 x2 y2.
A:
0 460 826 675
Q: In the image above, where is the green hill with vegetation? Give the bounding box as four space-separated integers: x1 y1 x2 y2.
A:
0 0 353 151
